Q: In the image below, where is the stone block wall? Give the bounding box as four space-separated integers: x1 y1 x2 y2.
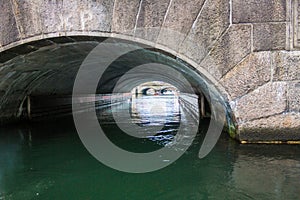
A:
221 0 300 142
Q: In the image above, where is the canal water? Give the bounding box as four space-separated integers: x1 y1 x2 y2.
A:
0 96 299 199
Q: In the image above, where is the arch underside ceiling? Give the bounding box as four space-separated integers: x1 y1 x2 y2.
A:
0 37 226 123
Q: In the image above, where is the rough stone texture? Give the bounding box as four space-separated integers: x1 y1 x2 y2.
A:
293 0 300 48
179 0 230 63
253 23 287 51
112 0 141 35
288 81 300 112
40 0 64 34
233 82 287 122
134 0 170 42
232 0 286 23
0 1 20 46
40 0 113 34
62 0 114 32
273 51 300 81
199 24 252 80
10 0 42 38
220 52 272 100
157 0 205 51
238 113 300 141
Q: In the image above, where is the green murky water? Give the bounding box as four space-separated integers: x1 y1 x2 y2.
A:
0 96 299 199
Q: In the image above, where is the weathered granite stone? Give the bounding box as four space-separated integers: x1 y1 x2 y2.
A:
62 0 113 32
273 51 300 81
233 82 287 122
232 0 286 23
220 52 272 100
179 0 230 63
293 0 300 48
10 0 42 38
0 1 20 46
134 0 170 42
112 0 141 35
288 81 300 112
238 113 300 141
199 24 251 80
157 0 205 51
40 0 64 33
253 23 287 51
160 0 205 33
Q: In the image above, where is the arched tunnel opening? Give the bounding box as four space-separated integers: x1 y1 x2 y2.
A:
0 36 236 138
0 36 246 196
0 36 238 168
134 81 179 96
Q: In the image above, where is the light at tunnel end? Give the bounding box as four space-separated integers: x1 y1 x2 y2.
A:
72 28 227 173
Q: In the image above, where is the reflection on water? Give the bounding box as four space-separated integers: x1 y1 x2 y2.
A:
0 96 299 199
129 95 181 148
130 95 180 126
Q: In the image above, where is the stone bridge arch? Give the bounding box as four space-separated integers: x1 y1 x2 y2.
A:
160 86 178 95
133 82 179 95
1 0 300 142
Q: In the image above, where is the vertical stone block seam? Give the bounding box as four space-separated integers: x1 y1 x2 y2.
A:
133 0 143 35
179 0 207 45
9 0 25 39
286 0 293 50
216 24 252 80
